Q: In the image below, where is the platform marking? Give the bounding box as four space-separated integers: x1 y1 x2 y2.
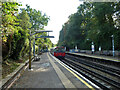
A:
49 52 101 90
47 53 76 88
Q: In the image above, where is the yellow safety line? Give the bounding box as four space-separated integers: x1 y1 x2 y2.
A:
47 53 76 88
61 63 94 90
49 53 95 90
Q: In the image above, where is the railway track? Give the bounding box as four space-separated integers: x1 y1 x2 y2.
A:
58 54 120 89
66 53 120 68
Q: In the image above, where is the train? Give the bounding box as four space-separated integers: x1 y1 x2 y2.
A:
51 46 65 58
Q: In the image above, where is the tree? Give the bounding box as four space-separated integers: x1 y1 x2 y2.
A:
2 2 22 60
24 5 49 31
23 5 51 52
58 2 120 51
10 9 32 59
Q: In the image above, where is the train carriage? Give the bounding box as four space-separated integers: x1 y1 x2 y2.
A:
53 47 65 58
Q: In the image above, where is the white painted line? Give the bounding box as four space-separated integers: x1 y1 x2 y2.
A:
49 52 101 89
47 53 76 88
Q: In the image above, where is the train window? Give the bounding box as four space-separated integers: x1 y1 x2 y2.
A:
54 47 65 52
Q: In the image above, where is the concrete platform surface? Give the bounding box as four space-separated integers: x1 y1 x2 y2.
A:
11 52 94 89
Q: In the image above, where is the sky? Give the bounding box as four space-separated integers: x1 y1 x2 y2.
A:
19 0 83 44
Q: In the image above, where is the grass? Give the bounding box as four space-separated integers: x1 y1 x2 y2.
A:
2 55 29 79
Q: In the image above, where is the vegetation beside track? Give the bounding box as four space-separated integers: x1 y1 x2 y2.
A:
1 1 54 79
1 2 53 64
58 2 120 51
2 55 29 79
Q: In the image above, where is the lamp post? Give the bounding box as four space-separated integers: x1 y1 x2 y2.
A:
111 35 115 57
75 45 77 50
33 38 35 57
29 30 32 70
87 39 95 54
91 42 95 54
29 30 54 70
38 44 40 54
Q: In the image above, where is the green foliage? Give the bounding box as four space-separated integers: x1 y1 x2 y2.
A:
23 5 52 52
24 5 49 30
10 27 26 59
9 8 32 60
2 2 21 38
2 2 22 60
19 9 32 30
58 2 120 51
2 2 52 61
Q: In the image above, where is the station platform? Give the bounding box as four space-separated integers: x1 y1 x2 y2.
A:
67 52 120 62
11 52 99 89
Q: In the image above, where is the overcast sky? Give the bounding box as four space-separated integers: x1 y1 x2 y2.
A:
20 0 83 44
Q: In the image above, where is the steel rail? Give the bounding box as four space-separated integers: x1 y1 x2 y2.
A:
66 54 120 78
66 54 120 74
59 57 120 89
